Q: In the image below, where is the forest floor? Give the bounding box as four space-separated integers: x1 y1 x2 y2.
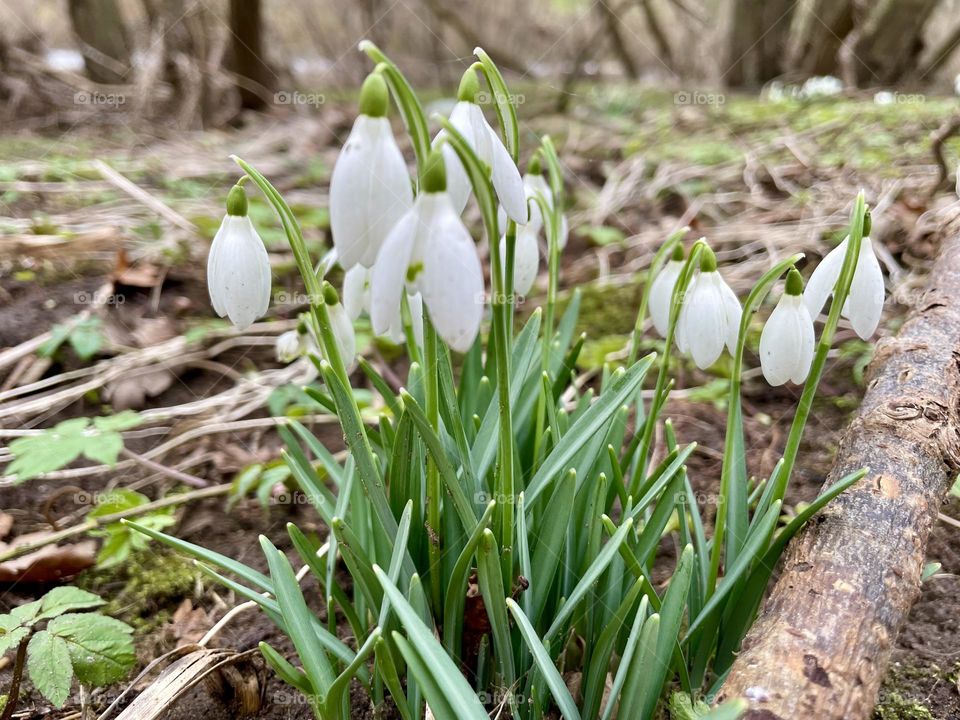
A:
1 84 960 719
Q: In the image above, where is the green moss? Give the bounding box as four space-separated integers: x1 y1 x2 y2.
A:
874 692 934 720
556 279 643 338
78 550 199 633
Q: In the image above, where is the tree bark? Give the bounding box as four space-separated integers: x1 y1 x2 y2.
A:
850 0 938 84
716 233 960 719
785 0 854 78
722 0 795 87
67 0 131 84
596 0 638 79
228 0 275 110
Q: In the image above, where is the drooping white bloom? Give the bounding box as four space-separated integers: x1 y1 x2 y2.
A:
677 251 741 369
498 222 540 297
800 75 843 99
649 251 684 338
207 185 271 331
522 171 569 249
760 270 815 386
329 74 413 269
275 330 303 363
371 152 483 353
803 234 884 340
436 70 526 224
327 301 357 371
343 265 424 345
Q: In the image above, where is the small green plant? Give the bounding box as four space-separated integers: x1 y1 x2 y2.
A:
5 411 142 482
128 44 879 720
38 315 105 361
0 587 134 717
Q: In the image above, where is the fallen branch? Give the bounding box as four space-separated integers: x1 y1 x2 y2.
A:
717 232 960 718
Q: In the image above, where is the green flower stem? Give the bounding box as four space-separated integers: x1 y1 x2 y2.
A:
627 228 689 367
707 253 803 598
775 192 868 501
233 155 404 572
628 240 708 498
473 50 518 161
435 115 517 582
423 317 443 611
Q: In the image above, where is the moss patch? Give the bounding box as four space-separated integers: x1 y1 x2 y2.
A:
77 549 200 633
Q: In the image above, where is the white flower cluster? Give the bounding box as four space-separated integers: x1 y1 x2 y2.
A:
207 67 568 362
648 231 884 385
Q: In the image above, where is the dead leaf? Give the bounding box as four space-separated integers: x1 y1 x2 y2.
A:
113 248 163 288
0 537 97 583
105 367 175 409
0 512 13 539
165 599 210 646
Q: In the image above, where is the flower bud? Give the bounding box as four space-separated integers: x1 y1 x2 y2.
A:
421 149 447 194
226 182 248 217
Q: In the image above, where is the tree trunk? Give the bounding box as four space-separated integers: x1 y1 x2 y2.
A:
67 0 131 84
228 0 275 110
785 0 854 78
716 233 960 719
596 0 638 79
721 0 795 86
850 0 938 84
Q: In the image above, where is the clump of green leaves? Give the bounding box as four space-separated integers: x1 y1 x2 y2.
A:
88 489 176 568
5 411 141 482
0 587 134 713
128 46 869 720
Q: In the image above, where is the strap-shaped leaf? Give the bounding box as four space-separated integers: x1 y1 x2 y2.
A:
507 598 581 720
374 567 488 720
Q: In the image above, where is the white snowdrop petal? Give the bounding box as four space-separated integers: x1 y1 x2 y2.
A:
208 216 272 331
500 226 540 296
465 104 493 164
803 237 847 319
207 218 230 317
275 330 302 363
791 301 816 384
408 293 425 348
439 140 471 216
370 207 418 337
760 295 810 386
330 116 413 270
558 214 569 249
718 276 742 354
846 238 885 340
649 260 682 338
487 127 527 223
342 266 370 321
682 273 727 369
329 303 357 371
414 195 484 352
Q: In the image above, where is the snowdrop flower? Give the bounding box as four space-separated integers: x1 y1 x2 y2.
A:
873 90 895 106
676 247 742 369
275 330 303 363
371 150 483 352
800 75 843 99
760 269 815 386
207 182 271 331
648 244 684 338
343 265 424 345
803 217 884 340
329 73 413 269
522 159 569 249
320 284 357 371
436 68 526 224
